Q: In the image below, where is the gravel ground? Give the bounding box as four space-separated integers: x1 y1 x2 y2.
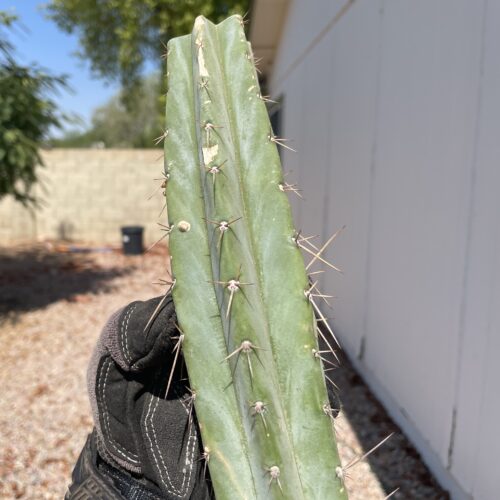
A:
0 243 448 499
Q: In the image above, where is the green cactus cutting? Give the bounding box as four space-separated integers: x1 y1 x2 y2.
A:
163 15 347 499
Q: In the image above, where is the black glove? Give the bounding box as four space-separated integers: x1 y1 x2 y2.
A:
66 294 212 500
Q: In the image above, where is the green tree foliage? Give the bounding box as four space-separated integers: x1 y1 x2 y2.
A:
47 2 249 148
0 11 66 206
53 74 162 148
47 0 250 92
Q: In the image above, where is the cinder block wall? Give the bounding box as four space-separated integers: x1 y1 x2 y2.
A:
0 149 167 246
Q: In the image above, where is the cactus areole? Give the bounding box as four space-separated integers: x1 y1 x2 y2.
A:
164 15 347 499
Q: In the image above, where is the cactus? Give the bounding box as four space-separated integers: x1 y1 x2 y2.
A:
163 15 347 499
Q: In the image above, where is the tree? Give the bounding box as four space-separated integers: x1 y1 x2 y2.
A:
47 2 250 149
0 11 66 206
53 74 162 148
47 0 250 92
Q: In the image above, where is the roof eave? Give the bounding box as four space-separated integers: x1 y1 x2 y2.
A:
249 0 290 79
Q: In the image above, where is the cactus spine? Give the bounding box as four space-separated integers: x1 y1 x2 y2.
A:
164 15 347 499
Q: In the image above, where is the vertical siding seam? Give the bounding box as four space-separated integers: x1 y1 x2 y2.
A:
448 0 488 475
360 0 385 360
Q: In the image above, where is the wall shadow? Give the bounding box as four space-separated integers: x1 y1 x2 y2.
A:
0 245 129 317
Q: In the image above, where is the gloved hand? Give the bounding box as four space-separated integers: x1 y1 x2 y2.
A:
66 294 212 500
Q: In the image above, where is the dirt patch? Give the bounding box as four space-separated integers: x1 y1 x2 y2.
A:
0 244 448 499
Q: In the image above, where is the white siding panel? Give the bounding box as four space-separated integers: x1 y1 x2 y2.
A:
292 30 335 284
472 259 500 500
451 2 500 497
272 0 354 88
267 0 495 497
365 1 483 465
320 0 383 355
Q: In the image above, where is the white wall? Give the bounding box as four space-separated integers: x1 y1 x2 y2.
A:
268 1 500 499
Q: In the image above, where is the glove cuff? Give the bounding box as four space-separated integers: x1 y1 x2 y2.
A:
66 430 164 500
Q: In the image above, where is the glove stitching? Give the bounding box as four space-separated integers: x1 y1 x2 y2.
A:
99 357 141 464
145 391 196 498
155 393 197 497
121 304 136 364
178 397 198 493
145 392 183 497
164 395 197 496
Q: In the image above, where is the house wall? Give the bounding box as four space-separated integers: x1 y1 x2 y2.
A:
0 149 167 246
268 1 500 499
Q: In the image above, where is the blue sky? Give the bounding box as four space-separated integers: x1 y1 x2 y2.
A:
2 1 135 135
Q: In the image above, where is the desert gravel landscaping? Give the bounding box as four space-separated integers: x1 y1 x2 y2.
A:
0 243 448 499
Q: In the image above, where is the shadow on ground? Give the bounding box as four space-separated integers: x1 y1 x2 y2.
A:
0 244 129 317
